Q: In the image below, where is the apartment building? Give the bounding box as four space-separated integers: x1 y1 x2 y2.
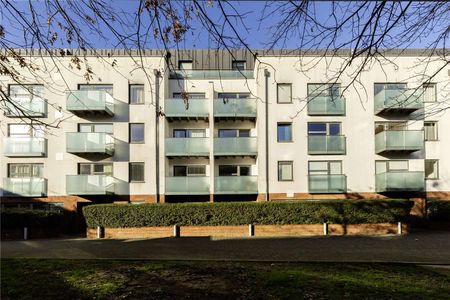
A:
1 49 449 213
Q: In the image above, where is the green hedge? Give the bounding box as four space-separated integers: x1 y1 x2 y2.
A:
1 208 64 229
427 200 450 222
83 200 413 228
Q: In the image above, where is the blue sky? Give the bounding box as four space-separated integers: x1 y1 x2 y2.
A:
1 1 446 50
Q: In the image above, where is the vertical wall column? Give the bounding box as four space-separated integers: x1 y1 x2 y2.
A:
264 69 271 201
209 81 215 202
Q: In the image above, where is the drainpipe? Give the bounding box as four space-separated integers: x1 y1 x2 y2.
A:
154 69 161 202
264 69 270 201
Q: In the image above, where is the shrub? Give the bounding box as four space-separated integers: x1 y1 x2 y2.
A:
427 200 450 222
1 208 64 229
83 200 413 228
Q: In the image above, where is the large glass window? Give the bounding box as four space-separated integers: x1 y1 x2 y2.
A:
307 84 340 98
8 163 43 178
218 165 250 176
173 129 206 138
308 161 342 175
278 161 293 181
173 92 206 99
79 84 113 95
129 163 145 182
425 160 439 179
424 122 438 141
217 92 250 99
277 84 292 104
375 160 408 174
375 122 407 133
78 163 113 175
308 123 341 135
129 123 144 143
374 83 407 95
173 165 206 177
78 123 113 133
218 129 250 138
8 124 44 138
129 85 144 104
9 84 44 99
277 123 292 142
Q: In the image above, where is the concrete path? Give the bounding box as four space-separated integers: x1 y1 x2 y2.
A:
2 231 450 264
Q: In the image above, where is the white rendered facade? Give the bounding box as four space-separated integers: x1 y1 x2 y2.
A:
1 49 449 212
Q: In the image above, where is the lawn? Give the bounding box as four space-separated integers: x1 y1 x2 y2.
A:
1 259 449 299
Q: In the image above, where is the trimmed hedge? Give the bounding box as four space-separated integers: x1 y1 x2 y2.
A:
1 208 64 229
427 200 450 222
83 200 413 228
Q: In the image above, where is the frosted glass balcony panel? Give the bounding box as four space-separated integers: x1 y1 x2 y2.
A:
214 98 257 117
165 177 210 195
66 132 114 155
214 176 258 194
3 178 47 197
3 137 47 157
165 138 209 156
214 137 257 156
375 130 424 153
307 96 345 115
308 175 347 193
66 175 115 195
374 89 423 114
308 135 346 154
164 99 209 118
66 90 114 115
375 171 425 192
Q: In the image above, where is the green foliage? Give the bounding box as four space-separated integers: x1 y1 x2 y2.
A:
1 208 63 229
427 200 450 222
83 200 413 228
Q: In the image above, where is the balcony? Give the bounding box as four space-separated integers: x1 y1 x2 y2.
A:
3 137 47 157
4 96 47 117
308 175 347 194
66 132 114 155
214 98 257 119
66 90 114 116
66 175 115 195
3 178 47 197
165 138 209 157
375 130 424 154
374 89 423 115
165 177 210 195
375 171 425 192
215 176 258 194
308 135 346 155
307 95 345 115
169 69 254 80
214 137 257 156
164 98 209 120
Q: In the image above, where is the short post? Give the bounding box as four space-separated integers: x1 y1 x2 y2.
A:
323 223 328 236
23 227 28 240
248 224 254 237
397 222 402 235
96 226 103 239
173 225 179 238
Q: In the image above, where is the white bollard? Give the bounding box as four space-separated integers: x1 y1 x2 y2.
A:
97 226 102 239
397 222 402 235
23 227 28 240
323 223 328 236
248 224 254 237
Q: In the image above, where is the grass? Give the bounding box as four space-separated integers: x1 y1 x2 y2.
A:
1 259 449 299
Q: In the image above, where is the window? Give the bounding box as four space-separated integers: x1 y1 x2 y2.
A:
173 165 206 177
218 93 250 99
423 83 437 102
424 122 438 141
308 161 342 175
277 123 292 142
173 129 206 138
178 60 193 70
173 92 206 99
129 123 144 143
129 85 144 104
129 163 145 182
232 61 246 70
277 84 292 103
78 163 113 175
8 124 44 138
374 83 407 95
307 84 340 98
218 129 250 138
78 123 113 133
425 160 439 179
374 122 407 133
375 160 408 174
8 163 43 178
278 161 293 181
308 123 341 135
9 84 44 99
79 84 113 95
218 165 250 176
